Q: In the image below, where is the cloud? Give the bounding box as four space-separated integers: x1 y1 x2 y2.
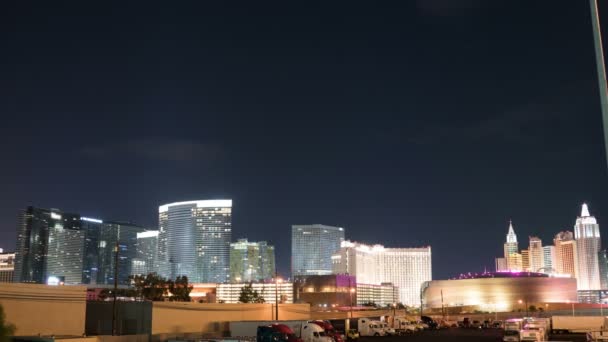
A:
81 138 222 162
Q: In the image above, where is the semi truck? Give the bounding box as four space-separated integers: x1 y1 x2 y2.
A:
257 324 303 342
230 321 332 342
308 320 344 342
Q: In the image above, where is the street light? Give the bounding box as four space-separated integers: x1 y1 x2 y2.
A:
275 276 283 321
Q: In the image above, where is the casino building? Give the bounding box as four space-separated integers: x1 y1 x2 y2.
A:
422 272 577 311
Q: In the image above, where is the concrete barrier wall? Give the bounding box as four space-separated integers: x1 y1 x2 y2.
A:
0 283 87 337
151 303 310 335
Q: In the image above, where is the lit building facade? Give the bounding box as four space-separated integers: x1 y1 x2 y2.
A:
574 203 601 290
332 241 432 306
14 207 67 283
495 258 507 272
599 250 608 290
528 237 544 273
507 253 522 272
131 231 160 276
14 206 144 285
217 282 293 304
46 213 85 285
293 274 357 308
503 221 519 271
543 246 556 272
356 283 400 307
81 220 145 285
158 200 232 283
0 252 15 283
230 239 275 282
554 231 577 278
521 250 530 272
291 224 344 276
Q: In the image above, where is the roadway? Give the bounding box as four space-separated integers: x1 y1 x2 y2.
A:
358 328 586 342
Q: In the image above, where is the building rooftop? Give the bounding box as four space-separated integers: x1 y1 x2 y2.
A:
450 271 549 280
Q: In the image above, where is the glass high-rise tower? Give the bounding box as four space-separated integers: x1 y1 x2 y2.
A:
15 206 144 285
574 203 601 290
229 239 275 282
158 200 232 283
291 224 344 276
131 230 160 276
14 207 80 284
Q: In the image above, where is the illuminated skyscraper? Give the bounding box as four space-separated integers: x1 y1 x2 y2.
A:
598 249 608 289
574 203 601 290
331 241 432 306
15 206 144 285
521 249 530 272
158 200 232 282
229 239 275 282
554 231 578 277
503 221 519 271
46 214 85 285
14 207 79 284
291 224 344 276
543 246 556 272
507 252 523 272
528 236 544 273
131 231 159 276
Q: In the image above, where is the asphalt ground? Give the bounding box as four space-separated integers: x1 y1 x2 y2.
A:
357 328 587 342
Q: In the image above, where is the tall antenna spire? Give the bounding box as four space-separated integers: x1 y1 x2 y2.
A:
581 203 591 217
506 220 517 243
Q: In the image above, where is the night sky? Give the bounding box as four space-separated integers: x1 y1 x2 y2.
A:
2 1 608 280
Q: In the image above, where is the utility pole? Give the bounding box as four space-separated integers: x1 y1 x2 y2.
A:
590 0 608 170
112 240 119 336
441 289 445 319
274 264 279 321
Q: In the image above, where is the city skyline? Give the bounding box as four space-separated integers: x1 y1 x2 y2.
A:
2 2 608 281
3 200 607 280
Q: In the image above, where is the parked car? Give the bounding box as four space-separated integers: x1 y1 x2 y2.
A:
492 321 503 329
470 320 482 329
421 316 438 330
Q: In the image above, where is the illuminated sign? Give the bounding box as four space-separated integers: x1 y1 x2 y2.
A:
50 212 62 220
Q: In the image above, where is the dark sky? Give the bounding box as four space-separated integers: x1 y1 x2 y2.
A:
1 1 608 280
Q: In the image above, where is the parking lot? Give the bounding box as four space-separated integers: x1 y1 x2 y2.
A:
357 328 587 342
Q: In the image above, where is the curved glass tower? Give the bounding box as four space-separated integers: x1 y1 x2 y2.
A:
158 200 232 283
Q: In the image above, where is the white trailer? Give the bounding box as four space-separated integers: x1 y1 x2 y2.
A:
357 318 385 336
520 318 549 342
551 316 607 334
503 319 523 342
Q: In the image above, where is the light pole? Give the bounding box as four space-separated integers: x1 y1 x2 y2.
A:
112 240 119 336
572 301 575 317
275 276 283 321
